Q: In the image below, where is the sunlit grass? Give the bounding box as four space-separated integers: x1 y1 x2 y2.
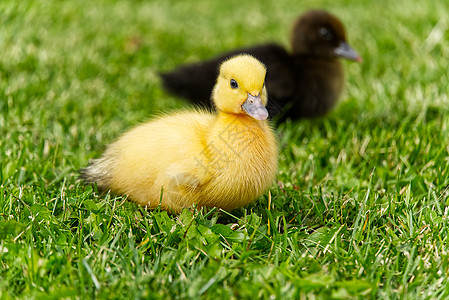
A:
1 0 449 298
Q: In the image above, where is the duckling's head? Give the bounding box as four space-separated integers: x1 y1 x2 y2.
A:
291 10 362 62
212 54 269 120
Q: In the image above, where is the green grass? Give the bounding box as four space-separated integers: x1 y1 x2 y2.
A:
1 0 449 298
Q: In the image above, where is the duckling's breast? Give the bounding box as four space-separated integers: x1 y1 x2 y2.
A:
197 115 278 210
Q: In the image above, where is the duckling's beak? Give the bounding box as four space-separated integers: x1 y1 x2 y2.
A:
334 41 362 62
242 93 269 120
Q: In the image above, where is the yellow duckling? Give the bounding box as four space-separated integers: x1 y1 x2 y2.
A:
81 54 278 213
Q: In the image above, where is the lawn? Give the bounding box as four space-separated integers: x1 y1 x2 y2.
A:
1 0 449 298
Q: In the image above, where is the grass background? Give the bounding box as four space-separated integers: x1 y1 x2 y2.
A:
1 0 449 298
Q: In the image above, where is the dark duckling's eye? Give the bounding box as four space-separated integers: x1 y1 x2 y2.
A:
230 79 239 89
319 27 333 40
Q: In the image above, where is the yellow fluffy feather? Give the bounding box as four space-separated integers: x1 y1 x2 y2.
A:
81 54 278 213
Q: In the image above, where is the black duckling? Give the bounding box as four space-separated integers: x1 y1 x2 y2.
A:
160 10 361 120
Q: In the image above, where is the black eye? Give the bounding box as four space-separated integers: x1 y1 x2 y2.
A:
230 79 238 89
319 27 333 40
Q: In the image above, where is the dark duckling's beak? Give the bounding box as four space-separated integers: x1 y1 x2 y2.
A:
242 93 269 120
334 41 362 62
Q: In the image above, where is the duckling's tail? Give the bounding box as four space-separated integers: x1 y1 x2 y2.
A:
79 156 115 192
159 61 217 108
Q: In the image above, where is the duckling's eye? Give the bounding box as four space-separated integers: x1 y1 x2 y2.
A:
319 27 333 40
230 79 239 89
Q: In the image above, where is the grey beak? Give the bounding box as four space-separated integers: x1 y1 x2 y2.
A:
334 41 362 62
242 93 268 120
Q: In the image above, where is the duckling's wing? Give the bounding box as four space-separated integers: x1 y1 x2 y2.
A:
160 43 295 112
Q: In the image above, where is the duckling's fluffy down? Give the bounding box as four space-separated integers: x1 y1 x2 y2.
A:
81 110 278 213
